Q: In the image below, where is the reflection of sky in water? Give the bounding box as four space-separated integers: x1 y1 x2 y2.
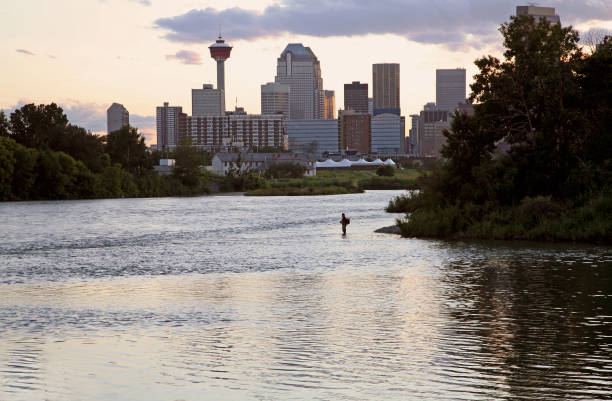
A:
0 191 610 400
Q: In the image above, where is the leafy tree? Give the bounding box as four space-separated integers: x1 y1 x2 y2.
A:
0 111 9 138
0 137 17 200
264 162 306 179
376 165 395 177
173 137 205 188
104 125 147 175
9 103 69 149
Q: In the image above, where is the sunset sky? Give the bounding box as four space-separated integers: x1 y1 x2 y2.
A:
2 0 611 145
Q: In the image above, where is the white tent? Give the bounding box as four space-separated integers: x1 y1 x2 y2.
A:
371 159 384 165
316 159 338 168
383 159 396 165
338 159 352 167
352 158 371 166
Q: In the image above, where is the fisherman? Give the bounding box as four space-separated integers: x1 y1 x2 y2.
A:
340 213 350 235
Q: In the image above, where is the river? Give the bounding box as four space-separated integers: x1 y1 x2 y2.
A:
0 191 610 400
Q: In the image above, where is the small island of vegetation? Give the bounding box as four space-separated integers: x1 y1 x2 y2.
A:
387 16 611 244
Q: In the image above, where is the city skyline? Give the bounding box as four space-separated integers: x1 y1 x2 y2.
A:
2 0 611 145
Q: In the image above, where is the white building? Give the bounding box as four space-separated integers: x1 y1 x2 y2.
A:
275 43 324 119
516 6 560 24
211 152 316 176
261 82 290 116
436 69 466 113
285 119 338 157
371 113 403 155
185 114 287 153
192 84 225 116
107 103 129 134
156 102 186 151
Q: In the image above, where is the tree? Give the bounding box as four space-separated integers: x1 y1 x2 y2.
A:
9 103 69 149
173 137 204 188
264 162 306 179
104 125 147 175
0 111 9 138
376 165 395 177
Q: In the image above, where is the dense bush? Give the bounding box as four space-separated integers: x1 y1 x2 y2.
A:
376 165 395 176
264 162 306 179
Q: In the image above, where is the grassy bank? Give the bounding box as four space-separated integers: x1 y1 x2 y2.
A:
390 192 612 244
245 169 422 196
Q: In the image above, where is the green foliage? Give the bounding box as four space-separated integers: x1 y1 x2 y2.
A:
376 165 395 177
264 162 306 179
105 126 147 175
0 112 9 138
172 138 210 191
391 17 612 243
8 103 69 149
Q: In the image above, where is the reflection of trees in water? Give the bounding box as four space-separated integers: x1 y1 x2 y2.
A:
440 247 612 399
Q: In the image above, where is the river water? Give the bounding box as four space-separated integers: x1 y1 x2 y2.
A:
0 191 610 400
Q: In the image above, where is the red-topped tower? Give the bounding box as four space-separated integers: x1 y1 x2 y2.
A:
209 36 232 97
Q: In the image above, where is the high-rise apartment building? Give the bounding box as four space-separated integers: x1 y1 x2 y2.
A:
338 110 371 153
516 6 560 24
372 63 400 116
192 84 225 116
324 90 335 119
344 81 369 113
107 103 129 134
371 113 403 155
261 82 290 116
156 102 186 150
418 106 450 157
436 69 466 113
275 43 324 119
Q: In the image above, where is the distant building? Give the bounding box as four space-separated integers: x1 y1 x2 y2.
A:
373 63 400 116
368 98 373 115
156 102 186 151
516 5 560 24
185 114 286 153
456 101 475 116
211 152 316 176
275 43 324 119
338 110 371 153
344 81 369 113
285 119 338 156
192 84 225 116
261 82 290 116
209 36 233 112
436 69 466 113
418 107 450 157
371 113 403 155
408 114 420 155
107 103 129 134
324 90 336 119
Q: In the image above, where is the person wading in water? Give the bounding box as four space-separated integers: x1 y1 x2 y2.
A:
340 213 350 235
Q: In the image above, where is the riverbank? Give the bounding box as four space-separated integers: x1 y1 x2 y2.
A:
388 192 612 244
245 169 422 196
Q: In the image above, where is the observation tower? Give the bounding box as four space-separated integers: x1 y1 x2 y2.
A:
209 36 232 94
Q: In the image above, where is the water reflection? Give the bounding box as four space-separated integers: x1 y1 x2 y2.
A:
0 192 610 400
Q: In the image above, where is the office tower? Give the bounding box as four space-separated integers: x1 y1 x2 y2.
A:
209 36 232 114
344 81 369 113
409 114 420 154
192 84 225 116
418 105 450 157
338 110 371 153
372 63 400 115
156 102 186 150
275 43 324 119
285 120 338 156
324 90 335 119
368 98 373 114
436 69 466 113
371 113 402 155
106 103 129 134
261 82 290 116
516 6 560 23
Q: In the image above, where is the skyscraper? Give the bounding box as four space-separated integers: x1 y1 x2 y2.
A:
192 84 225 116
324 90 335 119
436 68 466 113
372 63 400 116
275 43 324 119
261 82 290 116
338 110 371 153
344 81 369 113
156 102 186 150
516 5 560 24
106 103 129 134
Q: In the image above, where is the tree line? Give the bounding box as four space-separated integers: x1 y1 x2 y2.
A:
0 104 210 201
392 16 611 243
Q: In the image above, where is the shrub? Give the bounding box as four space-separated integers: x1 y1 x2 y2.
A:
376 165 395 176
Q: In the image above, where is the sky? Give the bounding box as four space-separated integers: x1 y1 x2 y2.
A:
2 0 611 145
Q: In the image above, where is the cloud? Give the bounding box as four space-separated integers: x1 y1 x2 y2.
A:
16 49 35 56
166 49 202 65
2 100 156 144
131 0 151 6
154 0 612 49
